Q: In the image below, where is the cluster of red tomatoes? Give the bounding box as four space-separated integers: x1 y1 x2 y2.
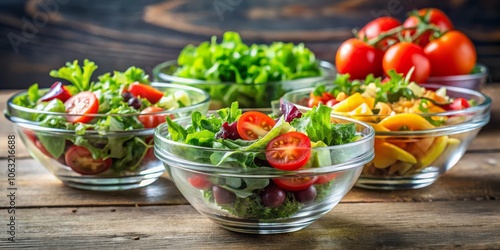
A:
335 8 477 83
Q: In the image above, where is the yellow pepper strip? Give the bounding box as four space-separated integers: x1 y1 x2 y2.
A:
332 92 366 112
378 113 435 131
373 141 417 169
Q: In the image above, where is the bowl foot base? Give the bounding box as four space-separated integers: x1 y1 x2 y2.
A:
355 171 440 190
57 170 165 191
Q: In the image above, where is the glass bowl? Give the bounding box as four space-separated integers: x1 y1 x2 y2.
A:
427 64 488 90
4 84 210 191
281 84 491 190
152 60 335 109
154 111 375 234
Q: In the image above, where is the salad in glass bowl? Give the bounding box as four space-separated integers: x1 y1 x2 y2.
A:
153 31 334 109
281 70 491 189
4 59 210 191
154 102 374 234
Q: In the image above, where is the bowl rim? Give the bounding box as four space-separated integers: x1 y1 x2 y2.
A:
4 83 211 135
152 59 335 85
281 83 492 136
427 64 488 81
153 112 375 175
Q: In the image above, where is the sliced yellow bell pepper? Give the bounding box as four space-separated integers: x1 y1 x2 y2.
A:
378 113 435 131
332 92 366 112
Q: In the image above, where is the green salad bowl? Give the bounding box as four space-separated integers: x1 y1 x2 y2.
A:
152 60 335 109
4 84 210 191
154 110 374 234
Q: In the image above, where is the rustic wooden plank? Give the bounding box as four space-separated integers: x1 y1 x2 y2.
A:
0 151 498 208
1 201 499 248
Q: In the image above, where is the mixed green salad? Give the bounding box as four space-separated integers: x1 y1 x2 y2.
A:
163 31 324 108
164 101 360 219
12 59 195 175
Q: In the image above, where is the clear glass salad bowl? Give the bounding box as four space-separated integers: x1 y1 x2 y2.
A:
152 60 335 109
427 64 488 90
4 84 210 191
281 84 491 190
154 111 375 234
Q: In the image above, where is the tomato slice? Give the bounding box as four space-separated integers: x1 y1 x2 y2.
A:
138 106 168 128
64 91 99 123
315 173 339 184
64 146 112 175
442 98 471 111
128 82 164 104
265 132 312 171
236 111 276 140
40 81 72 102
273 176 318 191
188 175 212 190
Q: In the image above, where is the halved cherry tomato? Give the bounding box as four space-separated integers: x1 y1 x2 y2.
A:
128 82 164 104
138 106 168 128
382 42 430 83
265 132 311 171
441 98 471 111
403 8 454 47
315 173 339 184
188 175 212 190
64 91 99 124
40 81 72 102
273 176 318 191
358 17 401 49
64 145 112 175
236 111 276 140
424 30 476 77
336 38 384 79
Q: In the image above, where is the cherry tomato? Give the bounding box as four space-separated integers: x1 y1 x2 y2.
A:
265 132 311 171
424 30 476 77
128 82 164 104
335 38 384 79
273 176 318 191
64 146 112 175
138 106 168 128
307 92 334 108
358 17 401 49
441 98 471 111
39 81 72 102
382 42 430 83
64 91 99 123
325 99 340 107
403 8 454 47
188 175 212 190
315 173 339 184
236 111 276 140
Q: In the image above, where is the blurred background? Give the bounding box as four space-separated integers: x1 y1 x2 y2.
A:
0 0 499 89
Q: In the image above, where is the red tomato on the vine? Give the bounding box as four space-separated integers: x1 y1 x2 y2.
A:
424 30 476 76
336 38 384 79
403 8 454 47
358 17 401 49
382 42 430 83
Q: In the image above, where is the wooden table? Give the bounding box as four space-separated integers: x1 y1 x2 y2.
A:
1 86 499 249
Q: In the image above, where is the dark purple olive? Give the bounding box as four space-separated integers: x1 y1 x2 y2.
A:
260 184 286 208
294 185 317 204
122 91 133 102
128 97 142 109
213 186 236 205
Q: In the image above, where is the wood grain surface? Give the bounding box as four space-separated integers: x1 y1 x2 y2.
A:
4 201 500 249
0 0 499 90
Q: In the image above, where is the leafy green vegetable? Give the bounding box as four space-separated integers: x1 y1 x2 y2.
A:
172 31 322 108
291 104 357 146
49 59 98 92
